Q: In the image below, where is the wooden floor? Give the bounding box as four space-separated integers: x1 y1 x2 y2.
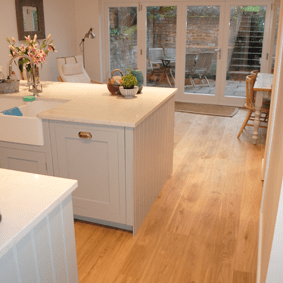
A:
74 109 266 283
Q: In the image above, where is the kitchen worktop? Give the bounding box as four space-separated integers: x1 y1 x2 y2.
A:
3 81 177 127
0 168 78 258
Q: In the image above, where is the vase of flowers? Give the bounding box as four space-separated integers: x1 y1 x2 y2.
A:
7 34 56 87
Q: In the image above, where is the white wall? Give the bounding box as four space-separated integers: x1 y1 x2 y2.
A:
257 1 283 281
265 179 283 282
0 0 77 81
74 0 101 82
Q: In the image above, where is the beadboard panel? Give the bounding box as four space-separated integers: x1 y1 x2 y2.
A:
0 195 78 283
126 96 175 235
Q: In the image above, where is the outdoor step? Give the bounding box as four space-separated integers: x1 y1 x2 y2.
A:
231 56 261 60
236 35 264 38
234 44 263 47
228 71 251 75
231 58 261 62
234 45 262 48
239 25 264 28
237 30 264 33
234 40 263 43
229 64 261 68
233 52 262 55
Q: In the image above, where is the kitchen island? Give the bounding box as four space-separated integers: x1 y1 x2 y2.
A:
0 82 176 235
0 168 78 283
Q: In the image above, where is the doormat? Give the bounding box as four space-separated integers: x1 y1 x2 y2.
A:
175 102 239 117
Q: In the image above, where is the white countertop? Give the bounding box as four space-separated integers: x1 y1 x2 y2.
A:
4 82 177 128
0 169 77 258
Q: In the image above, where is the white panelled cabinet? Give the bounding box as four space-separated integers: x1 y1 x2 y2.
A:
49 121 127 225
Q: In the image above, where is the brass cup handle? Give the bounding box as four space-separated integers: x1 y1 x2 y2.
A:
78 131 92 139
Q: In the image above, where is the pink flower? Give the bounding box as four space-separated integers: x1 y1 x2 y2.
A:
8 33 56 65
25 35 31 43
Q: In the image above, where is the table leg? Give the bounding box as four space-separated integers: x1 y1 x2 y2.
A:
252 91 263 144
166 68 172 87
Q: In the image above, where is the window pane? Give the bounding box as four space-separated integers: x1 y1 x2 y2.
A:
225 6 266 97
109 7 137 75
146 6 177 88
184 6 220 96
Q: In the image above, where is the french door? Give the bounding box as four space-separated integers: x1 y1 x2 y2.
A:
177 3 225 104
103 1 274 107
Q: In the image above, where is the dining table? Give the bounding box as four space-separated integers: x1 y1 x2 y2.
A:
252 73 273 144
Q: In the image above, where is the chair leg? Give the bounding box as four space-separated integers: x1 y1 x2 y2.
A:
237 110 253 139
189 76 195 87
203 76 210 86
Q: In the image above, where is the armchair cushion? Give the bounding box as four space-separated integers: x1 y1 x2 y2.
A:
56 55 91 83
62 62 84 76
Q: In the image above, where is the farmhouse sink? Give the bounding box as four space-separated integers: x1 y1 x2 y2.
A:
0 98 65 146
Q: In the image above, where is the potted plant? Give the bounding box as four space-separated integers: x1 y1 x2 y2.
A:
119 68 138 98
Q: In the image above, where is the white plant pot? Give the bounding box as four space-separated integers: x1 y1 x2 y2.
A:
119 86 138 99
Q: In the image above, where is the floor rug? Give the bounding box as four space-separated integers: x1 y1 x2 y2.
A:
175 102 239 117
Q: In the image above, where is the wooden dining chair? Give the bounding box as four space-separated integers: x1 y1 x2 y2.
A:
237 75 269 138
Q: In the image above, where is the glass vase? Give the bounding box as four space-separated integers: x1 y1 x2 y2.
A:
27 66 42 93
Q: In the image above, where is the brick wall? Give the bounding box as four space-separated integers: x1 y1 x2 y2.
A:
109 8 240 77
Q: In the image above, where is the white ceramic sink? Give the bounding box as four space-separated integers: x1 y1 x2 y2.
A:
0 98 65 146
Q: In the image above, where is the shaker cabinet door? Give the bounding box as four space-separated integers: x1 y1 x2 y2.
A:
0 148 47 175
50 122 126 224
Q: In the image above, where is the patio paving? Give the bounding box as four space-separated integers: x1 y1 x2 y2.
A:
147 79 246 98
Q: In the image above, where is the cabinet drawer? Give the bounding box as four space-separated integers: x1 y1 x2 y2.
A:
0 148 47 175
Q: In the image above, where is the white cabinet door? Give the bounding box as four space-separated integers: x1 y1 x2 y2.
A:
0 148 47 175
50 122 126 224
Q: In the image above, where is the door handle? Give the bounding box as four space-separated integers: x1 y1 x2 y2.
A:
78 131 92 139
218 48 221 60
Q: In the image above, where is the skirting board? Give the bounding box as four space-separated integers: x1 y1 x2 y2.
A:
74 215 133 232
256 212 263 283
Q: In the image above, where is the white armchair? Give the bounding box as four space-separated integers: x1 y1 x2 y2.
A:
56 55 102 84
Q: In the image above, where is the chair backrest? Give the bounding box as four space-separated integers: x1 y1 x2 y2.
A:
185 53 197 73
251 70 259 76
164 48 176 58
147 48 164 64
193 52 214 73
245 75 256 108
56 55 91 83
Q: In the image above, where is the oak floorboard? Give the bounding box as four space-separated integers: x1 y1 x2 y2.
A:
75 222 135 283
74 109 266 283
174 112 196 148
233 270 254 283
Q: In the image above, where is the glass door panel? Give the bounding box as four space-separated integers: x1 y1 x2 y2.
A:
184 6 220 96
146 6 177 87
108 7 137 75
224 6 266 98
